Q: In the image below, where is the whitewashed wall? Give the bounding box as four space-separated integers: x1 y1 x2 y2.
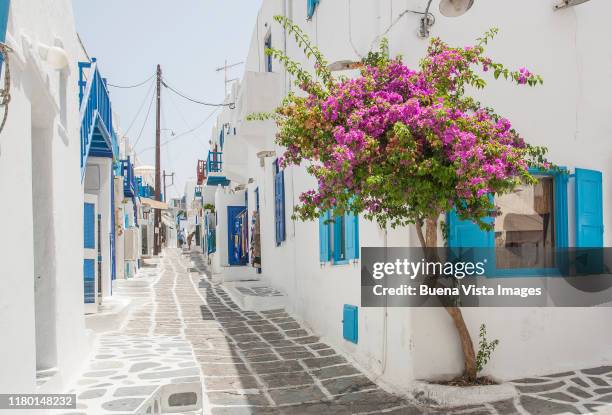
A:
208 0 612 391
0 0 90 394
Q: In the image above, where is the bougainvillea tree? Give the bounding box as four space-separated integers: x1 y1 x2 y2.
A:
251 16 550 381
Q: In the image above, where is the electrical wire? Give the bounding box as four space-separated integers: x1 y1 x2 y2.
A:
131 84 156 149
162 78 234 107
108 73 155 89
137 107 219 154
165 84 207 148
123 78 155 138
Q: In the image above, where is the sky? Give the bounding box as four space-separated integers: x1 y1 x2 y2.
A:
73 0 262 198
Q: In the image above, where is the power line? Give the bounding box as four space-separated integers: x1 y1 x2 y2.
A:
137 107 219 154
108 73 155 89
165 84 206 147
132 84 156 149
123 79 155 137
162 78 234 108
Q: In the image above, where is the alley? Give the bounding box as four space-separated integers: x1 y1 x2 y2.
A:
59 249 612 415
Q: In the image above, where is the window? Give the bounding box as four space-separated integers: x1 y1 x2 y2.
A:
307 0 320 20
494 176 556 269
264 32 272 73
319 210 359 264
274 160 285 245
447 168 604 275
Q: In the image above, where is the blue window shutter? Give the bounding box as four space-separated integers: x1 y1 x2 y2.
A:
554 171 569 248
447 209 494 248
307 0 320 19
274 170 286 245
319 211 330 262
575 168 603 248
280 171 286 242
344 212 359 260
343 304 358 344
84 202 95 249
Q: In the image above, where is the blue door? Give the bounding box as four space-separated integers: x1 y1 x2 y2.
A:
228 206 248 266
83 194 98 312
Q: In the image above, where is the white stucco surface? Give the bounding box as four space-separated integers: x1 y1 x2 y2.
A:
0 0 90 395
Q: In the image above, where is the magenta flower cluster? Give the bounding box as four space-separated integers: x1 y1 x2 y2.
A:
274 33 548 224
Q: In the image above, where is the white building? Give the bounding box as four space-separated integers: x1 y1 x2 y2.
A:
202 0 612 395
0 0 91 393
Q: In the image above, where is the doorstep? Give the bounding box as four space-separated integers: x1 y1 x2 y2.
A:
210 264 260 283
222 280 287 311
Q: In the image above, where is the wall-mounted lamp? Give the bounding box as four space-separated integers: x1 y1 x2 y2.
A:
554 0 590 10
256 150 276 167
327 60 363 72
439 0 474 17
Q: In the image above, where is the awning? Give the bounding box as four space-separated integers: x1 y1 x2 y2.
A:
140 197 169 210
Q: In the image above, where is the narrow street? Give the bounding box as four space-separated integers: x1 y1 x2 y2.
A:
61 249 612 415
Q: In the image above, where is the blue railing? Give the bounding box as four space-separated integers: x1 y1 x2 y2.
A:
120 157 136 198
195 186 202 198
140 186 153 199
207 151 223 174
79 58 118 179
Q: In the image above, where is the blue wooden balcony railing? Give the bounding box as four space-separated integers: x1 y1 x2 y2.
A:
120 157 136 198
207 151 223 174
195 186 202 198
79 58 118 180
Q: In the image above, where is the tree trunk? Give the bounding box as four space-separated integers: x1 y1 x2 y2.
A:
417 216 478 381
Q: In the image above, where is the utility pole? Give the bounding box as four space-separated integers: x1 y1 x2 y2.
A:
215 60 244 96
154 64 162 256
163 170 175 203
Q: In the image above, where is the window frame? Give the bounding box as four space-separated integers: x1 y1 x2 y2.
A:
320 211 359 265
448 168 568 277
264 31 273 73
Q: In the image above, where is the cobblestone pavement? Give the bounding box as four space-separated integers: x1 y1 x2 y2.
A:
63 249 612 414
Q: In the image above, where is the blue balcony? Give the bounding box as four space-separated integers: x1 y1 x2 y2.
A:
79 58 118 180
206 151 229 187
120 157 136 198
207 151 223 173
135 176 155 199
194 186 202 198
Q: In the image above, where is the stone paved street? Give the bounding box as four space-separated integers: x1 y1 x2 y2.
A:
62 249 612 414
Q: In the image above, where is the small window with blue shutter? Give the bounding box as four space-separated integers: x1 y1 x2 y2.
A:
448 171 570 276
274 159 286 246
319 209 359 264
